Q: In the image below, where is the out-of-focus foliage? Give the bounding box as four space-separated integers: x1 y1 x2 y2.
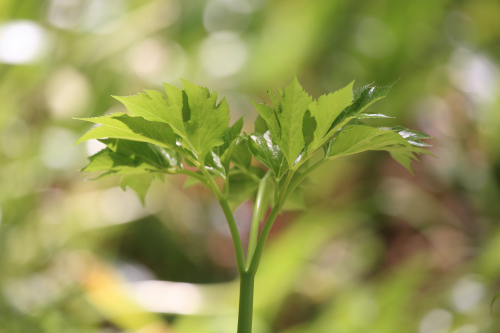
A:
0 0 499 332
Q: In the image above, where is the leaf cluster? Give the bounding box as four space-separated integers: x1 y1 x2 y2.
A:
75 77 433 209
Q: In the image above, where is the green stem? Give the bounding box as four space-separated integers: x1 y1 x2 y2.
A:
246 171 271 268
199 164 246 274
237 272 255 333
224 175 230 200
248 170 295 275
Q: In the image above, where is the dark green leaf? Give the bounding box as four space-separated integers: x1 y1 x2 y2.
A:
247 131 288 181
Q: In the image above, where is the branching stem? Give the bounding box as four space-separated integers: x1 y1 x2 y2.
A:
199 163 246 274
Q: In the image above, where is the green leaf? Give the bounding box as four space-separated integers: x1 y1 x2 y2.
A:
120 174 156 204
382 146 432 175
74 113 177 150
305 81 354 151
204 117 244 178
276 75 312 167
113 90 171 124
204 151 225 178
232 138 252 171
383 126 434 147
326 125 413 158
251 100 280 141
254 115 269 134
101 139 178 170
324 124 433 174
162 83 189 137
246 131 288 181
181 79 230 159
329 81 397 134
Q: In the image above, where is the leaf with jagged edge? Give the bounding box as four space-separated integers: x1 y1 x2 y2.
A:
325 125 415 159
74 113 177 149
81 139 180 185
120 173 156 204
379 145 433 175
246 131 288 181
276 75 312 167
304 81 354 152
251 99 280 142
181 80 230 159
383 126 434 147
113 81 230 161
102 139 179 169
327 81 397 138
113 90 171 124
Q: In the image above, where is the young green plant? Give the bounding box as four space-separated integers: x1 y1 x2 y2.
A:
75 76 433 333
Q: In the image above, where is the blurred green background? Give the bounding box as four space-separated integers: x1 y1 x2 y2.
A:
1 0 500 332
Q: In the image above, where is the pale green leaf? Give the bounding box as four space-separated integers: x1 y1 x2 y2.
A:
277 75 312 167
305 81 354 151
74 113 176 150
181 79 230 159
120 174 156 204
113 90 170 124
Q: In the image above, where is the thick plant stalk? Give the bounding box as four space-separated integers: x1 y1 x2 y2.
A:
237 272 255 333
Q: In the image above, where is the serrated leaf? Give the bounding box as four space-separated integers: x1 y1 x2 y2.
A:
247 131 288 181
113 90 170 124
75 113 177 150
251 100 280 140
326 125 413 158
329 81 397 134
101 139 177 170
82 149 138 173
305 81 354 151
382 145 434 174
277 75 312 167
382 126 434 141
163 82 189 136
181 80 230 159
120 174 156 205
